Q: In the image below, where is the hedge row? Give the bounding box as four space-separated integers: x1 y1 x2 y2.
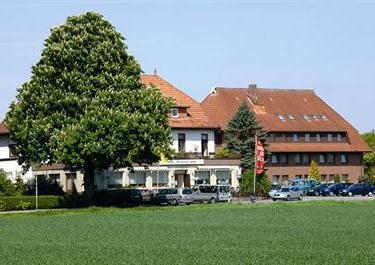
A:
0 195 61 211
0 191 139 211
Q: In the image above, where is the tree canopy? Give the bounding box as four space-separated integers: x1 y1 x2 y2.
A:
362 130 375 179
6 12 173 197
225 101 267 171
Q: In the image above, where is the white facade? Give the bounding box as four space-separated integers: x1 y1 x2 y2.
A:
0 134 12 159
93 163 241 191
172 129 215 154
0 135 32 181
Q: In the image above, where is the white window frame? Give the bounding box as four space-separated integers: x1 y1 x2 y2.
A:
171 107 179 118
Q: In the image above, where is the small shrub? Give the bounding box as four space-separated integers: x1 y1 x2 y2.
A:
215 147 230 158
333 174 341 183
358 175 375 185
0 200 6 211
308 161 321 181
0 169 16 196
14 175 26 195
16 200 31 210
239 170 271 197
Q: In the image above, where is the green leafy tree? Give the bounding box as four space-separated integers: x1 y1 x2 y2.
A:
362 130 375 177
362 130 375 150
0 169 15 196
6 12 173 200
240 170 271 196
226 101 267 171
308 160 321 181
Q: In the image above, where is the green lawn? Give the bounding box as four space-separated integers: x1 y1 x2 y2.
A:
1 201 375 265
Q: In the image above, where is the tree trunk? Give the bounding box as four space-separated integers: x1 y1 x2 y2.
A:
83 163 96 203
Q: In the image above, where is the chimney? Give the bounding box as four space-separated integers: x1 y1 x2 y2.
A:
248 84 257 89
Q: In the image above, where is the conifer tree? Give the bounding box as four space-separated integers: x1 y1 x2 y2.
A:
225 101 267 171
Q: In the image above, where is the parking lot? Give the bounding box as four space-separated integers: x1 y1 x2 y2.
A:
233 195 375 203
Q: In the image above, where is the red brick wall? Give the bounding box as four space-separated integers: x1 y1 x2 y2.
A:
267 165 364 184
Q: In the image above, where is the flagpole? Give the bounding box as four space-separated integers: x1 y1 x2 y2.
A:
253 131 257 196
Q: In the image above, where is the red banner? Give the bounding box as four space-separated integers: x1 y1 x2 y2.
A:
256 139 265 174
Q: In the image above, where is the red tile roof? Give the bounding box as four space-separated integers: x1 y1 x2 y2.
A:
141 75 217 129
0 121 9 135
201 87 370 152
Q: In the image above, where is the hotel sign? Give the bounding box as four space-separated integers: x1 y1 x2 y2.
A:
160 159 204 165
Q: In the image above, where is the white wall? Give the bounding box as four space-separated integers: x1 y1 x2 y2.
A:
0 160 32 181
172 129 215 154
0 135 11 159
0 135 32 181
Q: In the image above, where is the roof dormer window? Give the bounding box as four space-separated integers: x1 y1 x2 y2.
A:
278 114 286 122
321 114 329 121
303 115 311 122
171 107 179 118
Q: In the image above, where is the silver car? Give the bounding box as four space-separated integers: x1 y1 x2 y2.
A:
271 186 303 201
193 184 232 203
268 186 281 198
154 188 194 205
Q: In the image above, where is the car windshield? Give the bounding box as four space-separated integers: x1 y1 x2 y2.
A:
182 189 193 195
219 186 230 193
158 189 177 194
281 188 290 192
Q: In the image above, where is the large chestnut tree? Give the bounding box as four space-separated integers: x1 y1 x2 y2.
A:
6 12 172 199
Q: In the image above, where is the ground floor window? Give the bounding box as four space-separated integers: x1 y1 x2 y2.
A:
129 171 146 187
195 170 210 185
295 175 302 180
151 171 169 187
216 170 231 185
272 175 280 185
320 175 327 182
328 174 335 182
48 174 61 184
341 174 350 183
282 175 289 184
66 173 77 192
107 171 123 189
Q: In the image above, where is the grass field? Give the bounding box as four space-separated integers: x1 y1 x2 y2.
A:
1 201 375 265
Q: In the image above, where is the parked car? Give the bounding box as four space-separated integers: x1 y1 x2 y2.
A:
306 183 330 196
291 179 318 194
137 188 154 202
268 185 281 198
321 183 352 196
341 183 375 196
153 188 194 205
193 184 232 203
291 179 318 187
92 189 143 207
271 186 303 201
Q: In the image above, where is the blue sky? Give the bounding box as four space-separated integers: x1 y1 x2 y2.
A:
0 0 374 132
